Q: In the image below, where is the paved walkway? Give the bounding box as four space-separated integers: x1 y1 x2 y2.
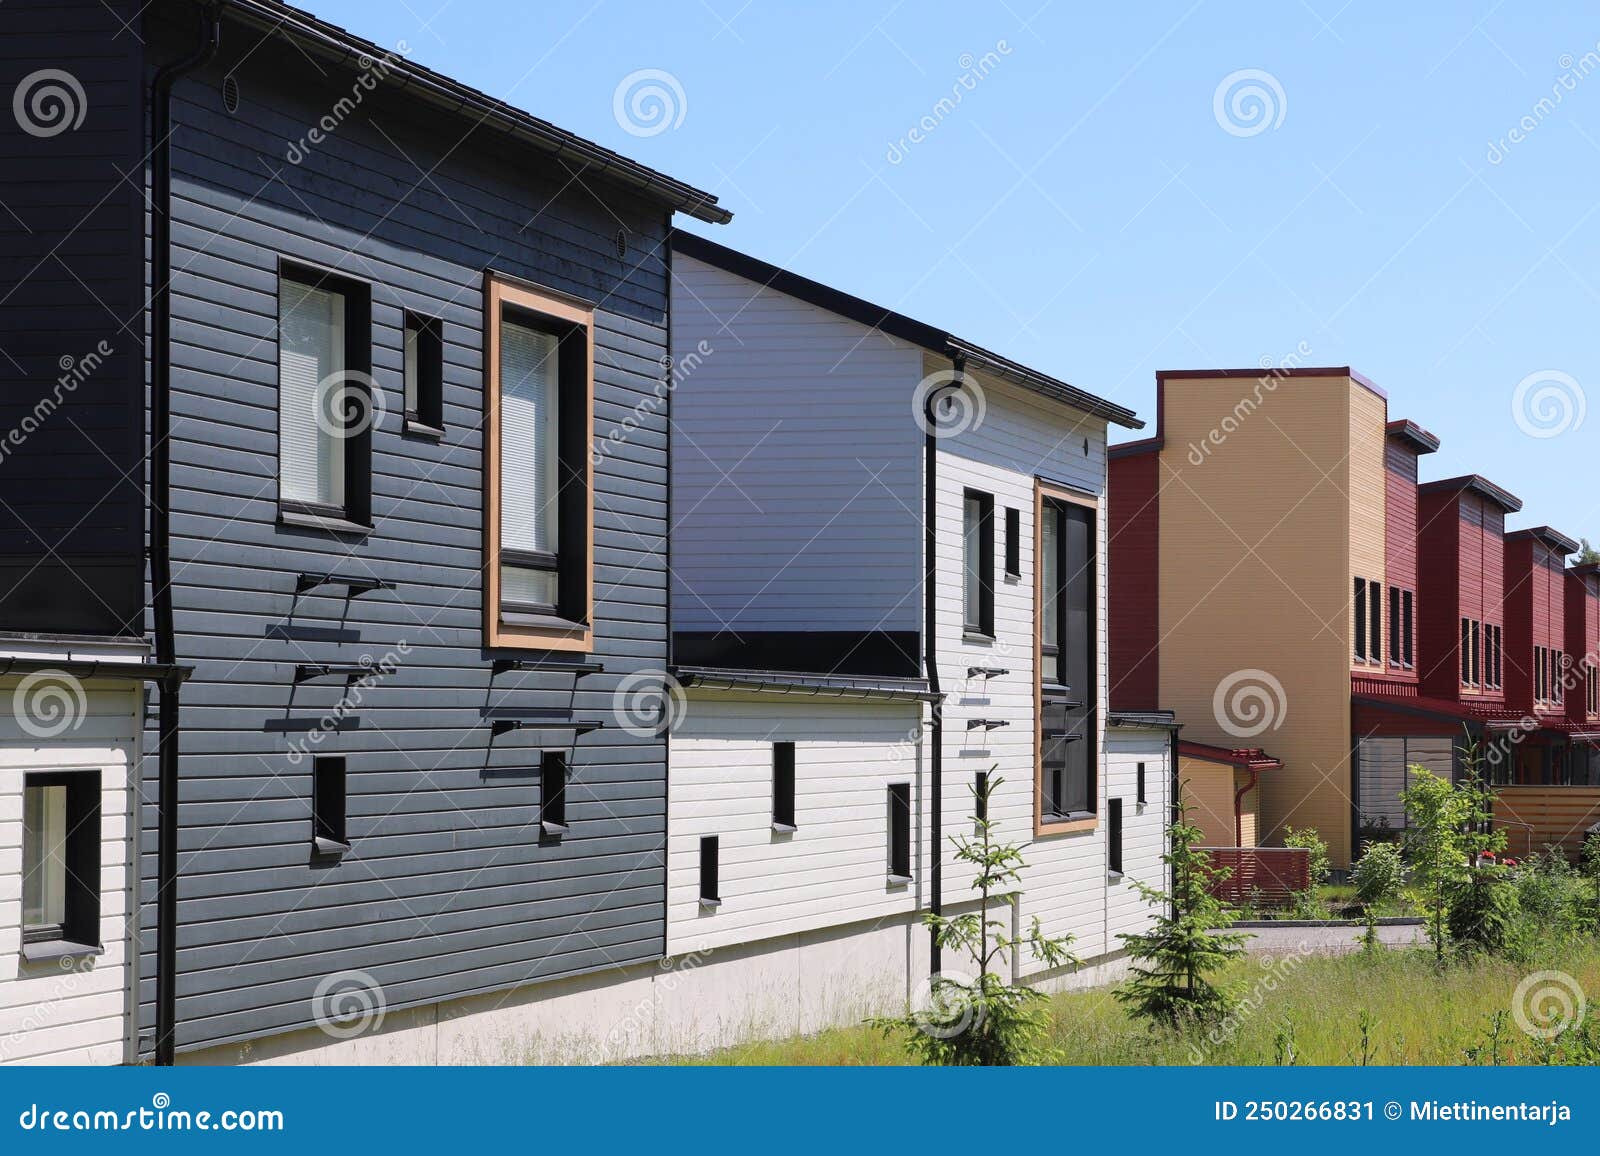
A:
1235 922 1425 955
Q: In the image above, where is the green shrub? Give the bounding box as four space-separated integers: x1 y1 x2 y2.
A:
1353 841 1405 911
1514 848 1580 933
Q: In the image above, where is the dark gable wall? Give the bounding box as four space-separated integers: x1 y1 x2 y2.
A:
140 12 674 1053
0 0 145 636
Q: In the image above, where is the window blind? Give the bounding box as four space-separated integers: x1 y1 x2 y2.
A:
499 318 560 607
278 280 346 507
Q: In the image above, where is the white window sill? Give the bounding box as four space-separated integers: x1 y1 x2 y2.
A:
279 508 372 536
21 939 103 964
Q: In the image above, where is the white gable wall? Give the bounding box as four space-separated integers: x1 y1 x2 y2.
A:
669 253 926 636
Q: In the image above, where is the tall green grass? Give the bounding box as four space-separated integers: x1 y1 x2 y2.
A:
664 939 1600 1066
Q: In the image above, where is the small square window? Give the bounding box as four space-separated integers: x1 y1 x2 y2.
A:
699 835 720 908
887 783 911 882
312 756 349 856
403 311 444 434
540 751 569 836
771 742 796 831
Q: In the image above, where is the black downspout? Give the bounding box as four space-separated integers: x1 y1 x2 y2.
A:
150 3 221 1067
924 358 958 975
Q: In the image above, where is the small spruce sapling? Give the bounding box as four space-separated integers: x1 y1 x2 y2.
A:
1115 786 1248 1028
871 770 1077 1065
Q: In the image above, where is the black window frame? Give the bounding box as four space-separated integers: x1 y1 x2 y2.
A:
1003 506 1021 578
1388 587 1401 667
975 769 989 822
1461 618 1472 686
699 835 720 907
21 770 102 952
540 750 569 837
1402 589 1415 668
1040 495 1097 825
1108 797 1124 875
1368 579 1383 665
1136 761 1147 805
771 741 796 831
887 782 912 881
1354 578 1368 661
276 259 374 531
402 310 445 436
311 755 349 857
963 489 995 637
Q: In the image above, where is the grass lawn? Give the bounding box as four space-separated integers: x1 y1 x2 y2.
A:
665 938 1600 1066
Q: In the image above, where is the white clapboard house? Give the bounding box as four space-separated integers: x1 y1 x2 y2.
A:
664 232 1177 1043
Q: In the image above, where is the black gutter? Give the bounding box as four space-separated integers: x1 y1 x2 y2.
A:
924 358 954 974
0 658 192 683
673 666 943 703
150 3 221 1067
221 0 730 225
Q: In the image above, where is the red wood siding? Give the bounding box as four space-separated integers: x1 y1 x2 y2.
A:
1503 537 1534 713
1568 568 1600 723
1109 449 1160 710
1417 489 1462 699
1384 441 1420 682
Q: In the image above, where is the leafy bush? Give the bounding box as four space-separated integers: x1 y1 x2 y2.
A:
1353 841 1405 911
1514 848 1580 933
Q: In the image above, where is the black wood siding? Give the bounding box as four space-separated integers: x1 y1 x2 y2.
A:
139 12 675 1054
0 0 144 636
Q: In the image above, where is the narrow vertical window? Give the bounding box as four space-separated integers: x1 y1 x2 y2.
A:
1461 618 1471 685
1004 507 1020 578
1402 590 1415 668
540 751 569 836
1388 587 1401 666
278 266 371 525
21 772 100 951
1354 579 1368 661
485 275 594 652
1470 621 1481 686
403 311 444 433
312 756 348 855
975 769 989 822
1108 797 1124 874
963 490 994 636
1039 492 1096 824
1136 761 1147 805
698 836 720 908
771 742 796 831
887 783 911 881
1369 579 1383 665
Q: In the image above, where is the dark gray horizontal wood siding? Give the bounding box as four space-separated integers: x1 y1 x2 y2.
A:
0 0 144 635
140 11 675 1054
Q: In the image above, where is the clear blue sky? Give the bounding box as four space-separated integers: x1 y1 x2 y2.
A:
320 0 1599 542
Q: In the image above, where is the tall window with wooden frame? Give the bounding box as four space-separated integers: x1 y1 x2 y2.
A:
483 273 594 652
1036 481 1097 833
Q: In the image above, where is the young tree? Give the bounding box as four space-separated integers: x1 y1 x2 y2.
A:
1351 840 1404 949
1578 539 1600 566
1116 788 1248 1027
873 771 1076 1065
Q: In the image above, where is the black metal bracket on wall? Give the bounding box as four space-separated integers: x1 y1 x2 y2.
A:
295 571 396 596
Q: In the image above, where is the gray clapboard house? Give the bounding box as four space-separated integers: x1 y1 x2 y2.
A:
0 0 728 1063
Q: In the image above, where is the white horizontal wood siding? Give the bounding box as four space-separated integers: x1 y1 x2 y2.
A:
667 692 923 955
0 679 140 1065
669 253 925 633
929 358 1164 968
1105 734 1171 945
